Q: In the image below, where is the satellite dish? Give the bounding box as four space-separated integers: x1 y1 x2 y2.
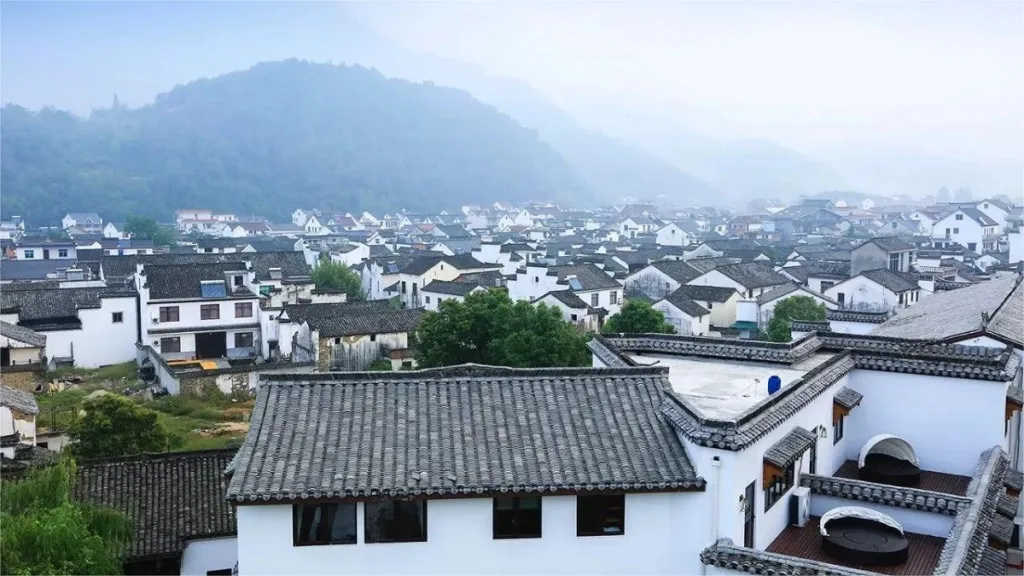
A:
767 375 782 395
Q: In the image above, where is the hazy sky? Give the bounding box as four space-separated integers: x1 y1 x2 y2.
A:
352 2 1023 165
3 1 1021 167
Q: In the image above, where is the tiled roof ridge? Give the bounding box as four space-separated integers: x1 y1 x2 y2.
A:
660 353 855 450
77 447 238 466
700 538 874 576
260 364 671 384
603 332 823 364
818 332 1009 360
826 309 891 323
800 474 970 516
934 446 1008 575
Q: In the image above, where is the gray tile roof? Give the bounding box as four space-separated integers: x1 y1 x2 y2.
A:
872 275 1021 343
700 538 869 576
673 284 739 303
145 263 254 300
0 384 39 415
862 236 916 252
226 366 705 502
101 252 311 283
933 446 1009 575
709 262 790 289
307 308 423 338
598 333 823 364
859 268 919 293
826 309 890 324
1004 469 1023 493
72 450 236 561
756 282 800 304
400 254 495 276
0 321 46 347
1 284 137 328
832 386 863 410
800 474 969 516
537 290 589 310
978 547 1007 576
662 290 710 318
987 276 1023 346
791 320 831 333
650 260 703 283
421 280 480 297
549 263 622 291
764 427 816 469
0 259 78 281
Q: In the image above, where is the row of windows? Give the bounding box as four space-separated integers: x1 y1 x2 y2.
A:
293 494 626 546
159 332 253 353
22 249 69 259
158 303 253 322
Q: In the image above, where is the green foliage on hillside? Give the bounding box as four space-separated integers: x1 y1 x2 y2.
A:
69 394 170 459
1 60 589 224
602 300 675 334
416 290 590 368
123 216 175 246
1 459 131 575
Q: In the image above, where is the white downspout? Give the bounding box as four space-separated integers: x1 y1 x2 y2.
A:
703 455 722 576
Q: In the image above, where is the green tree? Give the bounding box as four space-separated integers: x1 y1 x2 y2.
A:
123 215 175 246
1 459 132 575
766 295 827 342
311 259 365 301
69 394 170 459
416 290 589 368
602 300 676 334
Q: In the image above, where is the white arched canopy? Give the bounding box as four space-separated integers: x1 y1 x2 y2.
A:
819 506 905 537
858 434 919 468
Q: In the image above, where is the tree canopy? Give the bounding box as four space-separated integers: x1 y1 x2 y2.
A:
310 260 365 301
416 290 590 368
123 216 175 246
1 60 589 224
1 459 131 575
602 300 675 335
765 295 828 342
69 394 170 459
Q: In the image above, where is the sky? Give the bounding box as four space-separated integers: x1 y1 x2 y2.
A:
2 1 1022 168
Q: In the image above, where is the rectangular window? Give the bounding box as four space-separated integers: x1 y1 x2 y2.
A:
234 302 253 318
24 250 34 259
160 337 181 353
819 281 834 292
111 312 123 324
570 314 578 321
159 306 180 322
833 415 845 445
401 281 407 294
58 249 68 258
888 253 900 271
233 275 244 287
591 293 599 307
493 496 542 539
610 291 618 305
764 462 795 511
953 228 959 234
576 494 625 537
200 304 220 320
955 213 964 221
293 503 356 546
837 293 845 306
365 500 427 543
234 332 254 348
425 296 431 304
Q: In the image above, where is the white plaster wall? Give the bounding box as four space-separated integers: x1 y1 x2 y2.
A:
3 346 41 365
844 370 1007 476
1009 230 1023 264
828 321 877 335
577 288 622 317
421 291 469 311
825 277 899 313
0 406 35 443
652 301 707 336
146 299 261 332
180 537 238 575
236 493 708 576
42 295 138 367
509 265 562 302
683 373 848 552
808 494 953 538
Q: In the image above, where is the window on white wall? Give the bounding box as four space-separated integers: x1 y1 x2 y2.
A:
292 503 356 546
365 500 427 543
577 494 625 537
111 312 123 324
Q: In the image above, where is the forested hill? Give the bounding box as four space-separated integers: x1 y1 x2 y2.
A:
1 60 592 223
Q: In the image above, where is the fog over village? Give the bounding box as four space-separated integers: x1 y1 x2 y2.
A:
0 3 1021 576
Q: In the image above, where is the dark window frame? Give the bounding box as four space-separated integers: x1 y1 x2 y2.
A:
234 302 253 318
364 500 428 544
234 332 254 348
493 496 542 540
292 503 357 547
111 312 124 324
576 493 625 537
159 306 180 322
833 415 845 445
200 304 220 320
763 462 795 512
160 337 181 353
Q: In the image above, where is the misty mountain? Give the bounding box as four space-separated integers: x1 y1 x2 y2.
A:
1 60 592 223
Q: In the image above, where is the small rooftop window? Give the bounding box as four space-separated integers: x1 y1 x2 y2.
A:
200 280 227 299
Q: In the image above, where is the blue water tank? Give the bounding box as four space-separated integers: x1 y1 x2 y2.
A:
767 375 782 395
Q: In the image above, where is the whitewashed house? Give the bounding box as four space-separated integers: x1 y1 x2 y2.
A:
61 212 103 233
931 208 999 253
533 290 605 331
102 221 129 239
824 269 920 312
688 262 790 300
655 222 692 247
14 239 77 261
652 291 710 336
754 282 838 329
1 384 38 450
0 284 138 368
508 263 623 318
381 255 500 309
420 280 487 311
0 321 46 368
668 284 742 330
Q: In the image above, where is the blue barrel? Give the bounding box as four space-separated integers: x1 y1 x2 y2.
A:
767 375 782 395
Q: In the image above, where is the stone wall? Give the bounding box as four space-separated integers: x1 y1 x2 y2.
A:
0 367 41 392
317 338 331 371
180 375 220 397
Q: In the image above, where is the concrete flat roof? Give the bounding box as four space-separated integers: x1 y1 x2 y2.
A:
627 352 835 420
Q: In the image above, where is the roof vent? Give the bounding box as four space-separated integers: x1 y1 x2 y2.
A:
767 375 782 395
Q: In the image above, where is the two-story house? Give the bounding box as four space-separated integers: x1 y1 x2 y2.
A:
61 212 103 233
824 268 921 311
139 262 261 360
511 263 624 319
932 208 999 253
688 262 790 300
850 237 916 277
14 239 77 261
382 255 500 309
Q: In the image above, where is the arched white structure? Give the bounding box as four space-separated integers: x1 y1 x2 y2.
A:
858 434 919 468
819 506 905 536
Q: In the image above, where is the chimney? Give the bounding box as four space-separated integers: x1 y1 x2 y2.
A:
980 311 990 328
